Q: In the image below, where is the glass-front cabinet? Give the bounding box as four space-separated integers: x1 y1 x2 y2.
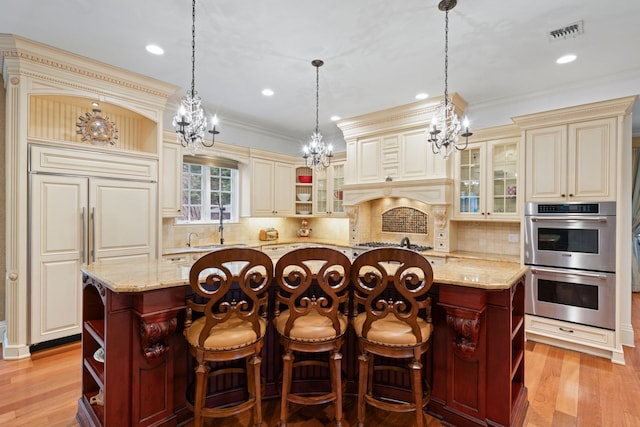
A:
490 140 518 216
458 145 483 215
314 162 345 217
454 137 519 220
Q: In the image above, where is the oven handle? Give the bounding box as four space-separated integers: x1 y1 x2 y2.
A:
529 216 608 223
530 267 608 280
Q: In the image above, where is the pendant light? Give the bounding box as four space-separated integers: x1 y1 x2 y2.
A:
428 0 472 159
303 59 333 169
172 0 219 154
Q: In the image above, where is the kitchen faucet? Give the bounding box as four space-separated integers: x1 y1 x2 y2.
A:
400 236 411 249
187 232 198 247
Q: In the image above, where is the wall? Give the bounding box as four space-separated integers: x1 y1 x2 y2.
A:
453 221 520 256
162 216 350 249
348 197 520 256
350 198 435 248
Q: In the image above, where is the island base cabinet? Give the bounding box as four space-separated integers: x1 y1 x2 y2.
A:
427 277 528 427
77 275 188 427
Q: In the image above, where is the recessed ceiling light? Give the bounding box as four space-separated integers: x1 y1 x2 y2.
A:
261 88 274 96
330 115 341 121
556 54 577 64
415 93 429 100
145 44 164 55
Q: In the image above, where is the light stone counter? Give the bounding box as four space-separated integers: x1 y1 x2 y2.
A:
163 238 352 256
82 255 527 293
430 258 527 289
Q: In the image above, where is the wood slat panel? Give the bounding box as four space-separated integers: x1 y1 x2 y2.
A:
28 95 153 152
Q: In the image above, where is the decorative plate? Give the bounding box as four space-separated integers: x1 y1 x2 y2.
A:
93 347 105 363
77 108 119 146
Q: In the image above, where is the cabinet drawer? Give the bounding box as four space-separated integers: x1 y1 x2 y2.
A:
525 315 614 348
261 244 290 258
425 256 446 266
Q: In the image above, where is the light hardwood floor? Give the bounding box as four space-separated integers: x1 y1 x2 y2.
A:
1 293 639 427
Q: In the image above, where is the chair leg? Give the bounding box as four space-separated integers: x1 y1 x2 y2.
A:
357 352 369 427
250 354 264 427
193 361 210 427
280 350 294 427
331 350 343 427
409 359 424 427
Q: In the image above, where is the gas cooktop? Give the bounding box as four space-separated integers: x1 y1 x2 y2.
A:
354 242 433 252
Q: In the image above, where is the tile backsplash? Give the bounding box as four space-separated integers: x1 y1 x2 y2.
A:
381 206 428 235
162 216 350 249
454 221 520 256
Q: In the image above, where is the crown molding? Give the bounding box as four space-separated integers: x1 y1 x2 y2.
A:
0 34 178 113
512 95 638 129
336 93 467 141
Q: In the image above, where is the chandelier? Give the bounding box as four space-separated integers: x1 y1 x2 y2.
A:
303 59 333 169
428 0 472 159
172 0 218 154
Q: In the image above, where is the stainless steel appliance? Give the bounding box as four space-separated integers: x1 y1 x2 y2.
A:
524 202 616 330
524 201 616 272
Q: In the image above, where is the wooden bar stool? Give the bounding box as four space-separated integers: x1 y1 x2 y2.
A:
351 247 434 427
183 248 273 427
273 247 351 427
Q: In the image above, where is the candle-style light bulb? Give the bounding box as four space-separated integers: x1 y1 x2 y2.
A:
463 116 470 130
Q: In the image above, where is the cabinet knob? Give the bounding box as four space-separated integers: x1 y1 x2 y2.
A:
561 194 566 197
569 194 574 197
481 212 485 216
487 212 491 215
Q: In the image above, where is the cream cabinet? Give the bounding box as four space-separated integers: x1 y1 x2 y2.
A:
29 146 157 345
348 129 448 185
525 118 617 202
314 161 345 216
161 139 183 217
250 157 295 216
453 137 520 220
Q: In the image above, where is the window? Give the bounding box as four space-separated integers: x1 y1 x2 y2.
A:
179 162 239 223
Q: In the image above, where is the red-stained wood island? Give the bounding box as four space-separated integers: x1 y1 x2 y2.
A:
76 257 528 427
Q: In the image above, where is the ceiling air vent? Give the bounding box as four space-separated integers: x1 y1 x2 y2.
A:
547 20 584 42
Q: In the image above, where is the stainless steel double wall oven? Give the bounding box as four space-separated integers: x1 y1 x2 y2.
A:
524 202 616 330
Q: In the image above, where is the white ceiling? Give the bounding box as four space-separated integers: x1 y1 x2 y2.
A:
2 0 640 152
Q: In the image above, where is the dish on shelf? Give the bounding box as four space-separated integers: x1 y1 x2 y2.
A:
297 193 311 202
299 210 310 215
298 175 312 183
93 347 105 363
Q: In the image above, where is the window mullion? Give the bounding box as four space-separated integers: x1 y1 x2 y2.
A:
203 167 212 221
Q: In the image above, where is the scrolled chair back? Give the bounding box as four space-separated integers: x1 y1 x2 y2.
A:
351 247 434 345
186 247 273 348
274 246 351 340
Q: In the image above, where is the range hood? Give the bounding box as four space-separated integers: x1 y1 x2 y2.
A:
342 177 453 206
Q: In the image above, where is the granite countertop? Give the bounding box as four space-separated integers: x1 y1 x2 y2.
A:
82 255 527 293
163 238 352 256
430 258 528 289
422 250 520 263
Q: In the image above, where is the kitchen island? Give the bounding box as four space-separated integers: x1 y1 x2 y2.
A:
76 256 528 427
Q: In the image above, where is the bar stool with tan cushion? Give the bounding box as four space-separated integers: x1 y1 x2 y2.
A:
273 247 351 427
184 248 273 427
351 247 434 427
